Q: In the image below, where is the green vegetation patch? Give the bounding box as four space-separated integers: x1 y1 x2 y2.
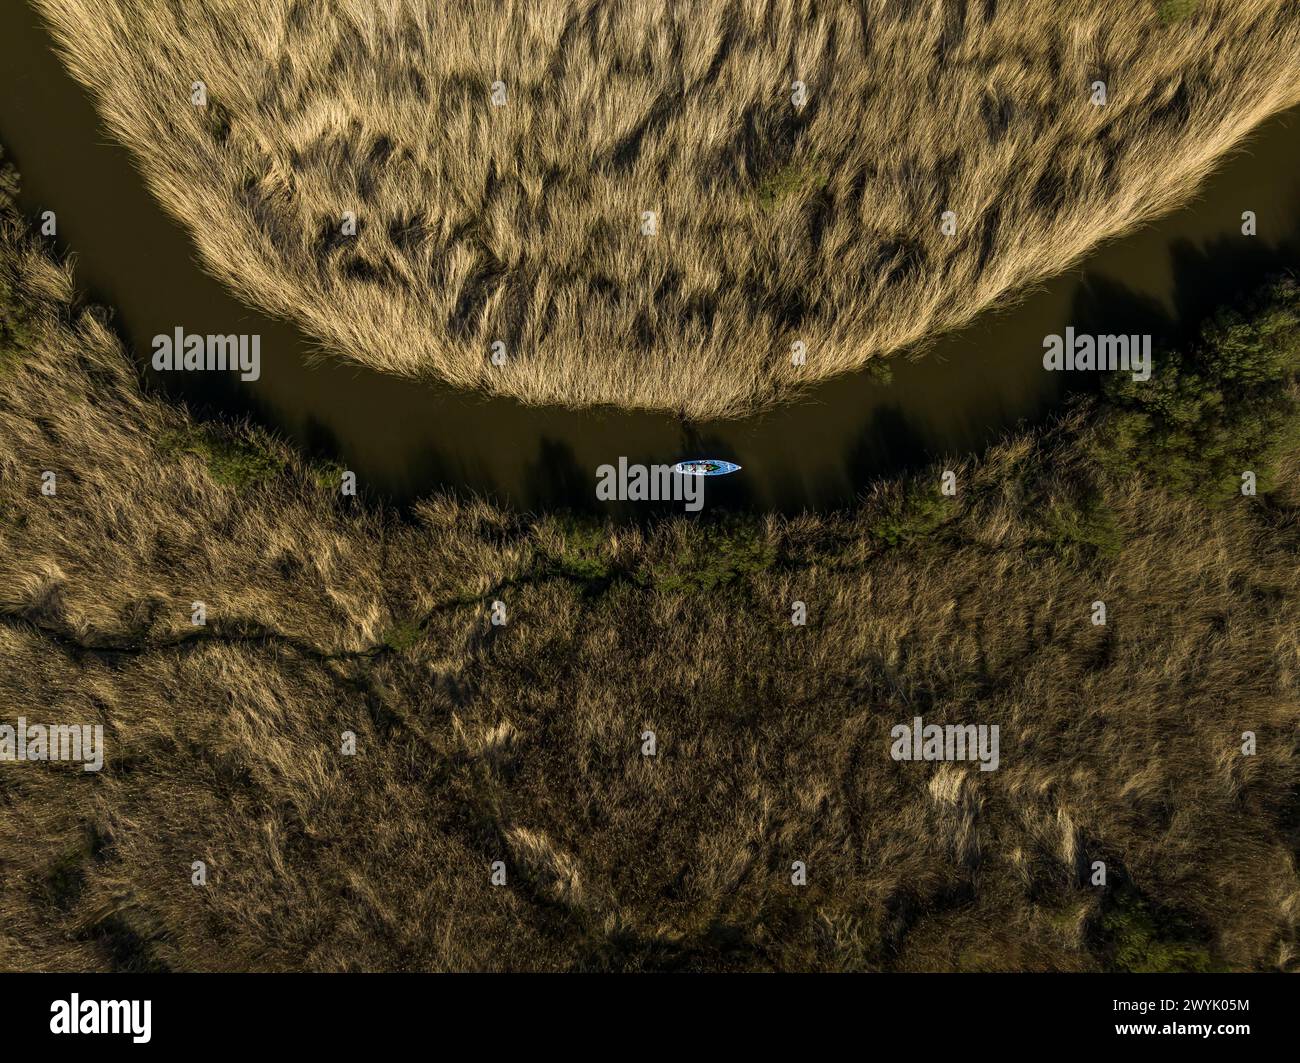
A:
539 514 619 586
1 152 47 375
310 457 348 491
534 515 782 597
43 845 89 913
755 158 828 212
1095 883 1215 973
41 824 108 913
1157 0 1199 25
638 519 777 595
380 618 423 652
869 483 958 548
202 96 233 144
0 269 37 376
159 424 286 489
1032 492 1123 563
1096 276 1300 502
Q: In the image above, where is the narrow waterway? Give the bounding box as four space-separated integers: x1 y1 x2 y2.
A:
2 1 1298 513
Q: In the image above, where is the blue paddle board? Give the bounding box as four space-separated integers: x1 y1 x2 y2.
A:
672 459 742 476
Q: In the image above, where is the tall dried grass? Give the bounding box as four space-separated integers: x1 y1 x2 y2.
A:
3 178 1299 970
30 0 1300 416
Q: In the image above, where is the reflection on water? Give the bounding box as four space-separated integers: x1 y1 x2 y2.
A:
2 1 1297 513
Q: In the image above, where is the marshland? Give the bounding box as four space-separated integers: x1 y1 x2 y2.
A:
2 0 1300 973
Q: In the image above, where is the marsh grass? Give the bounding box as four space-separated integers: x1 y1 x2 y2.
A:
379 617 424 652
537 514 621 587
308 457 348 491
31 0 1300 416
3 149 1300 972
0 254 36 375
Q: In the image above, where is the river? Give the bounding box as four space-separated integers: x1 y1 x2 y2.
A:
2 1 1297 513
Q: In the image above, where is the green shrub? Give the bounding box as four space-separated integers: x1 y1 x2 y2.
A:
310 458 348 491
541 515 618 585
640 520 776 595
203 96 233 143
0 264 38 376
1034 494 1123 562
0 156 18 209
159 425 285 489
43 846 88 913
1 154 43 374
870 484 957 547
1096 276 1300 502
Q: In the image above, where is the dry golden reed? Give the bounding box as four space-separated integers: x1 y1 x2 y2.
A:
31 0 1300 416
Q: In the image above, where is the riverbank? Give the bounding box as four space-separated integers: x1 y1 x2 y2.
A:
3 157 1299 971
